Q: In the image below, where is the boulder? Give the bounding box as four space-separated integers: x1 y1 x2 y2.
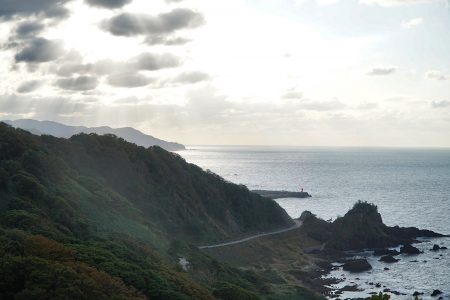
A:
413 292 424 296
400 244 422 255
342 259 372 273
373 249 400 256
431 244 440 251
431 290 442 297
379 255 399 263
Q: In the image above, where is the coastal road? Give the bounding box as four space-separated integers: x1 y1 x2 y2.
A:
199 220 303 249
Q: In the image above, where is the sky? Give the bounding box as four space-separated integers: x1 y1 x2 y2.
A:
0 0 449 147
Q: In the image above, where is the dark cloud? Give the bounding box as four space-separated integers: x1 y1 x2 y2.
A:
56 76 99 91
431 100 450 108
102 9 204 37
134 53 181 71
367 66 397 76
173 71 210 84
0 0 72 20
17 80 43 93
85 0 132 9
107 72 153 88
15 38 65 63
15 21 45 38
51 52 181 80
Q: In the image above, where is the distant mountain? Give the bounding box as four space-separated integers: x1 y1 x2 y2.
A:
3 119 185 151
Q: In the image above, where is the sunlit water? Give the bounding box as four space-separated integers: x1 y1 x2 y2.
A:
178 146 450 299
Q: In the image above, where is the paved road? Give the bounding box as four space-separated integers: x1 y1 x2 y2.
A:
199 220 303 249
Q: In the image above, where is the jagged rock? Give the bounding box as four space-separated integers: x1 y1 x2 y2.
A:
302 201 445 252
400 244 422 255
342 259 372 273
379 255 399 263
431 290 442 297
373 248 400 256
431 244 440 251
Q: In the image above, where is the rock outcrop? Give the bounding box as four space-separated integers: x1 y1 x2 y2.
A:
342 259 372 273
300 201 446 252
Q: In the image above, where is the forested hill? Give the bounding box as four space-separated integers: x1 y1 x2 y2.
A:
0 122 292 245
0 122 300 300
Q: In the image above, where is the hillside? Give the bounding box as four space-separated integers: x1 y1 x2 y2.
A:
4 119 185 151
0 122 305 300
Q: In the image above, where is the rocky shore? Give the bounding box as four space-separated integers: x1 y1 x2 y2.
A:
298 201 449 299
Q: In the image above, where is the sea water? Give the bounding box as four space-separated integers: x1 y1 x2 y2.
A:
179 146 450 299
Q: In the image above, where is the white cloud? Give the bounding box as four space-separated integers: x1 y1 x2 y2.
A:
360 0 446 6
425 70 449 80
401 17 423 29
367 66 397 76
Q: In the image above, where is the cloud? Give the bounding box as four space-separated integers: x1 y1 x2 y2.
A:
53 52 181 78
367 66 397 76
0 94 89 118
355 102 378 110
360 0 446 6
301 100 346 111
0 0 72 20
107 72 153 87
172 71 210 84
431 100 450 108
85 0 132 9
425 70 449 80
56 76 99 91
17 80 43 93
134 53 181 71
15 21 45 38
402 17 423 29
282 88 303 100
15 38 65 63
144 35 191 46
101 9 204 38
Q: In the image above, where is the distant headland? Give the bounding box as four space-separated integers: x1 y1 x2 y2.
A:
253 189 312 199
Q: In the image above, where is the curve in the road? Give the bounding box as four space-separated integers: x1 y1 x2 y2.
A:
199 220 302 249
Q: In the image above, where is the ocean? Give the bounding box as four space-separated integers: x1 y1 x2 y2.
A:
178 146 450 299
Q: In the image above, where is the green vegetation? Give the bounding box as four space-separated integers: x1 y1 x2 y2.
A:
0 123 321 299
368 293 390 300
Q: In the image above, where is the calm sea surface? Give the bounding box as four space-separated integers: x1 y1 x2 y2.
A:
179 146 450 299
